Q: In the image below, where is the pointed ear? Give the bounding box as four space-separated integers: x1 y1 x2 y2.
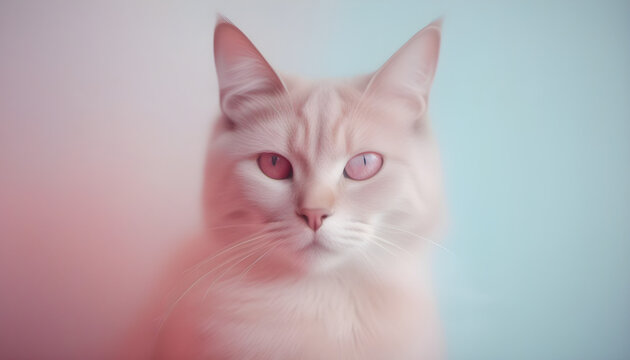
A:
213 17 288 124
363 19 442 121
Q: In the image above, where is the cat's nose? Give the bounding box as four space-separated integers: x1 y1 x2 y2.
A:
297 208 331 232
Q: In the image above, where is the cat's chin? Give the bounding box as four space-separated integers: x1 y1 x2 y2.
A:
287 231 349 273
297 237 327 253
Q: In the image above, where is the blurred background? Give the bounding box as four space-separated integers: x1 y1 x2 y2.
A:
1 0 628 359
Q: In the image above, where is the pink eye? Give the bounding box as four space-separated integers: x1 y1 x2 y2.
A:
258 153 292 179
344 152 383 180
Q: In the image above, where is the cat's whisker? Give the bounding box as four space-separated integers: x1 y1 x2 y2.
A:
163 232 267 305
202 240 275 299
184 239 261 275
184 228 276 274
370 234 414 256
346 220 445 254
343 223 373 235
159 234 274 333
368 237 398 257
237 241 285 281
201 229 293 297
376 224 454 255
204 223 274 232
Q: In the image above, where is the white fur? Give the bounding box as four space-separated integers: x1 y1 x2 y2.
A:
152 18 445 360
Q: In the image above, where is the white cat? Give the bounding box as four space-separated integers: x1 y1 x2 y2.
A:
146 16 446 360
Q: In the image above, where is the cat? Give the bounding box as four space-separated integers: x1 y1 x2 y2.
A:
148 16 446 360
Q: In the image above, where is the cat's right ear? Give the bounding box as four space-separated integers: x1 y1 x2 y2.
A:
213 17 288 125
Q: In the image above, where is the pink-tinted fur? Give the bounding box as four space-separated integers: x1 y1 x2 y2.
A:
144 17 446 360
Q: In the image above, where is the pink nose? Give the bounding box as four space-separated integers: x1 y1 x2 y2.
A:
297 208 331 231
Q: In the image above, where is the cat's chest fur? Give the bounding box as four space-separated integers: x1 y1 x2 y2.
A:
158 270 440 360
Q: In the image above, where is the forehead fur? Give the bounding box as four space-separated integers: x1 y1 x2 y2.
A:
286 82 362 164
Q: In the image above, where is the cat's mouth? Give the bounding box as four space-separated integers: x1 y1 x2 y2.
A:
297 233 330 254
299 240 325 253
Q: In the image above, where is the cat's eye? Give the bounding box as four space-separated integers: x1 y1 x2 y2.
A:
257 153 293 179
344 152 383 180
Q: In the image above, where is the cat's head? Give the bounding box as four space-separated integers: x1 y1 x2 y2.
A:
203 18 444 275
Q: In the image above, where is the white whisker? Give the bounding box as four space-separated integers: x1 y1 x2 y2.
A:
238 241 284 280
368 237 398 257
376 224 454 255
202 241 274 298
159 233 276 333
184 229 274 274
370 234 414 256
205 223 270 231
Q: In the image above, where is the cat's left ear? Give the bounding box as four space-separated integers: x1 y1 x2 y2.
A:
213 17 288 124
363 19 442 122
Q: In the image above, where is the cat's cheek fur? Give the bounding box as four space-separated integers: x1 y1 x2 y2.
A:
234 161 293 218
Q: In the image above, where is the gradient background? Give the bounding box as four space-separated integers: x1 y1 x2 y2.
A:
1 0 629 359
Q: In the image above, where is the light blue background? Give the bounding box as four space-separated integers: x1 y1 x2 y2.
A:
270 0 630 359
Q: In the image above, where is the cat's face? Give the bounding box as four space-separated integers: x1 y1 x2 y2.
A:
203 19 444 273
